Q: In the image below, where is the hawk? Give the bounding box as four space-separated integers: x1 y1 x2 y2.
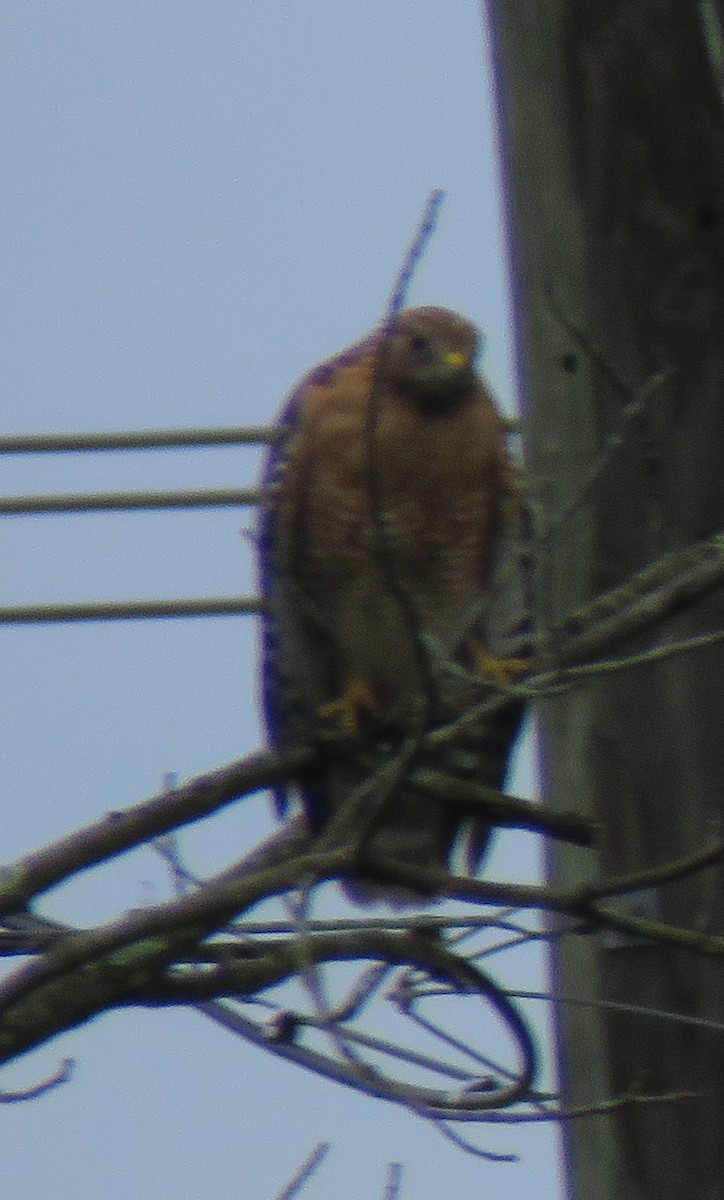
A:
258 306 528 903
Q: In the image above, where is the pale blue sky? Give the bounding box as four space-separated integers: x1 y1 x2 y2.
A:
0 4 562 1197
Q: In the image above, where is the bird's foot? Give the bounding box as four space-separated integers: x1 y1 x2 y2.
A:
468 639 529 687
319 678 377 734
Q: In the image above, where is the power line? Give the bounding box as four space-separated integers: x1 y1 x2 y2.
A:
0 426 276 454
0 420 519 457
1 425 269 623
1 487 261 516
0 596 262 625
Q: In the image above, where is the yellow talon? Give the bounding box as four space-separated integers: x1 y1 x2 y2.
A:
319 679 377 734
467 639 529 686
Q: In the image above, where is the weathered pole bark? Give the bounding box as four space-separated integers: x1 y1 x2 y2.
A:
488 3 724 1197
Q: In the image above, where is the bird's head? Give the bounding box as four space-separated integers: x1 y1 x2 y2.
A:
379 306 482 410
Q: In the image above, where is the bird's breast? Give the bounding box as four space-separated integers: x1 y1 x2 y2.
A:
295 390 501 642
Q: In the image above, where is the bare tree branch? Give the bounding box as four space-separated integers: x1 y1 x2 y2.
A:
274 1142 330 1200
0 1058 74 1102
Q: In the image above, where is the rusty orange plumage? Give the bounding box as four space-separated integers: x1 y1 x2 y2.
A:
259 307 528 903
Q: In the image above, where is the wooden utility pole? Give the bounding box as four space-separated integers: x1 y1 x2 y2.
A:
488 4 724 1197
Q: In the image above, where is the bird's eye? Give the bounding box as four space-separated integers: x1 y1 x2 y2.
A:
408 334 431 355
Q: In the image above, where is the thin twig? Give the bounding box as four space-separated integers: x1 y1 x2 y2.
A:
473 1090 701 1123
382 1162 404 1200
427 1116 518 1163
0 1058 74 1102
274 1142 330 1200
283 891 373 1080
581 840 724 903
365 190 448 731
511 988 724 1036
385 189 445 313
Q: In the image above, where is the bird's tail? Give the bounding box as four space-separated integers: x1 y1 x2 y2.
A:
329 686 525 907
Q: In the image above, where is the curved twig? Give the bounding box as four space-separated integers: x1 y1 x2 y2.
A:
186 930 537 1119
